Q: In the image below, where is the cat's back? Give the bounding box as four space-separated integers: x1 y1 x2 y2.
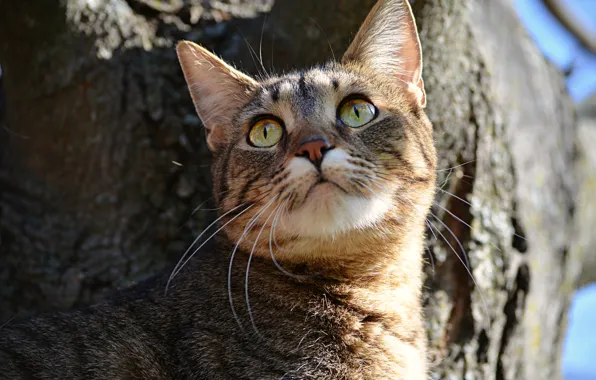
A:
0 248 338 380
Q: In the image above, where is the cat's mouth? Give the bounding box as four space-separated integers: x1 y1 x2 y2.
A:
279 174 393 238
303 178 348 201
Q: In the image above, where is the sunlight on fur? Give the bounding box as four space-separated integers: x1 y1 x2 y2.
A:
278 148 396 237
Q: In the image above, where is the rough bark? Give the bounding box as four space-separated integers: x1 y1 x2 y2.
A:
0 0 580 379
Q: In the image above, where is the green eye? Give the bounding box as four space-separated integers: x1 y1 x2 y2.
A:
338 98 376 128
248 119 283 147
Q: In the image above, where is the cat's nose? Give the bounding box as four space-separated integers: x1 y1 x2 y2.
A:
296 137 333 168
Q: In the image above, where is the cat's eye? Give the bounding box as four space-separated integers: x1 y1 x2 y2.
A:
338 98 377 128
248 118 284 148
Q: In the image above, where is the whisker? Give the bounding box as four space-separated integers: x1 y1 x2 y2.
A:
388 191 446 276
308 17 335 61
228 195 279 333
433 201 506 254
424 219 437 274
235 26 268 79
427 219 490 319
373 156 475 173
435 160 476 172
0 315 16 330
269 197 314 280
238 37 263 78
355 180 375 195
433 201 471 231
245 201 281 338
438 189 526 242
166 202 251 293
437 167 454 190
438 188 472 207
259 15 268 78
428 211 470 269
270 32 275 74
184 181 272 226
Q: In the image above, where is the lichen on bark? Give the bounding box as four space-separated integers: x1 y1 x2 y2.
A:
0 0 579 378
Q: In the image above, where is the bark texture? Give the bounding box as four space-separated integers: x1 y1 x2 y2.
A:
0 0 580 379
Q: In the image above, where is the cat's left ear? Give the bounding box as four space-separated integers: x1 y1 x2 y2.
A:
342 0 426 108
177 41 258 151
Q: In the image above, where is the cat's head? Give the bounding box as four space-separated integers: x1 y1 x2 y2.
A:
177 0 436 260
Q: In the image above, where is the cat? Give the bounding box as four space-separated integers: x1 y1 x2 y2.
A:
0 0 436 378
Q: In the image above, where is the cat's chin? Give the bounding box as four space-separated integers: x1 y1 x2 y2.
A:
280 189 393 238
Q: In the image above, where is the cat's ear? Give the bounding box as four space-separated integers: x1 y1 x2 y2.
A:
342 0 426 107
177 41 258 151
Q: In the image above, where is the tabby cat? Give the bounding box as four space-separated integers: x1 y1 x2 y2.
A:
0 0 436 378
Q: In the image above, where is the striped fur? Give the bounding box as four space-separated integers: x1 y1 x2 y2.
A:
0 1 436 378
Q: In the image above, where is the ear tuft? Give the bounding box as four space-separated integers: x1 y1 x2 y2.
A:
177 41 258 150
342 0 426 108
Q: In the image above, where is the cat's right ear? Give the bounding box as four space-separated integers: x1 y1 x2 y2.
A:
177 41 258 151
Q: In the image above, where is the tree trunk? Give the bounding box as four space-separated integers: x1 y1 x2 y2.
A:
0 0 580 379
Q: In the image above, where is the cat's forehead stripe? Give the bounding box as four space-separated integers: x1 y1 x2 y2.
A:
262 70 336 104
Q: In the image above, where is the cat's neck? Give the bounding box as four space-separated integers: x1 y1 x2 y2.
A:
227 214 428 285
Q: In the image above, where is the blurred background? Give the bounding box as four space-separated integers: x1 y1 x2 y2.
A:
514 1 596 379
0 0 594 379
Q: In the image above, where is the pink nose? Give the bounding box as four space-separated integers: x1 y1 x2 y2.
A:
295 138 333 167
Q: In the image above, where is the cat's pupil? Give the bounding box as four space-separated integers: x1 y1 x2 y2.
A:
263 126 268 139
353 106 360 119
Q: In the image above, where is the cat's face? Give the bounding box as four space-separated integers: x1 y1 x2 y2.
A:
178 0 436 258
211 65 435 239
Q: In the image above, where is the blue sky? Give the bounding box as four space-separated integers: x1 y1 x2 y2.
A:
515 1 596 379
516 0 596 102
0 2 593 378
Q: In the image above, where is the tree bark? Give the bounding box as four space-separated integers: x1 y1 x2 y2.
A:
0 0 580 379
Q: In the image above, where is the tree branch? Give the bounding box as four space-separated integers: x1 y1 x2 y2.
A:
543 0 596 54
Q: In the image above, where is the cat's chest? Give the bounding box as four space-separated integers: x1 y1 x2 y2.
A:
270 295 426 380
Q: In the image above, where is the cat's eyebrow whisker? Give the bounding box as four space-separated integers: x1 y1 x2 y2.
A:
269 33 276 75
236 27 269 79
308 17 336 62
228 195 279 334
245 201 281 339
166 202 252 293
258 15 268 78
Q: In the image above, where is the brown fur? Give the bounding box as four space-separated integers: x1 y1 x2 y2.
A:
0 1 436 379
176 0 436 377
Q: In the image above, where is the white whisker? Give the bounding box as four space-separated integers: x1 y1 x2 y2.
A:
427 220 490 319
166 202 251 293
428 211 470 269
228 195 279 333
245 202 281 338
268 198 313 279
